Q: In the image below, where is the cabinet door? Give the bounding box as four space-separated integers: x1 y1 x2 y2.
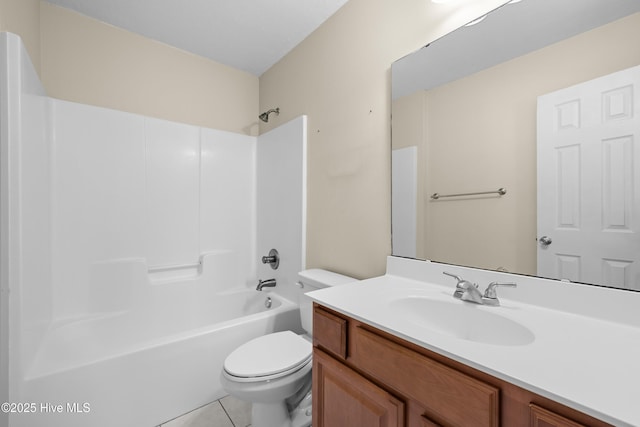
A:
313 349 405 427
351 325 499 427
420 415 443 427
530 404 588 427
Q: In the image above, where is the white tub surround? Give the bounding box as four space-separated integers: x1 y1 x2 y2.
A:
256 116 307 304
1 32 307 427
309 256 640 427
26 253 291 382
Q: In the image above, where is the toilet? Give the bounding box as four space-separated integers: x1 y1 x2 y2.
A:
220 269 356 427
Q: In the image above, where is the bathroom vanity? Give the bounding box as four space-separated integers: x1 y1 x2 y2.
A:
309 257 640 427
350 1 640 425
312 307 606 427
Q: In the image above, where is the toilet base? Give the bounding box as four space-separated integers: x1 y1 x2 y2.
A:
250 400 312 427
252 402 290 427
289 403 312 427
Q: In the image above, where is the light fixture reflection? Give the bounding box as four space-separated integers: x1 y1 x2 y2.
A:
465 14 487 26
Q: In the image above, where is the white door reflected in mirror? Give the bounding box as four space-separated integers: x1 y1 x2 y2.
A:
537 65 640 290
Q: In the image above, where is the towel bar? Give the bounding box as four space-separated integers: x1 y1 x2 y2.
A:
430 187 506 200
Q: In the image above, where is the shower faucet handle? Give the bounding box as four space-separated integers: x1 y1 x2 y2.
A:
261 248 280 270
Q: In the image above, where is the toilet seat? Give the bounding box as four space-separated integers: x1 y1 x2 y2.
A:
223 331 312 383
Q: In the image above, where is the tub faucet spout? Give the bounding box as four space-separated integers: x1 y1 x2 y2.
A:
257 278 276 291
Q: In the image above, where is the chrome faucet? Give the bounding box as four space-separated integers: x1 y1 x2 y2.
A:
256 278 276 291
261 249 280 269
481 281 517 306
444 272 484 304
443 272 516 306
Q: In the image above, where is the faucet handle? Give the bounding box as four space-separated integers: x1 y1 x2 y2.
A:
261 248 280 270
443 271 463 282
443 272 477 289
444 272 480 302
483 282 517 299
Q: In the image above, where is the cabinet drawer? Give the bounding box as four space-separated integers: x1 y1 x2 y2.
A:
313 306 347 359
351 326 499 427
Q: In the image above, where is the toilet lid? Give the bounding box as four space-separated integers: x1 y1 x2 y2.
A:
224 331 312 379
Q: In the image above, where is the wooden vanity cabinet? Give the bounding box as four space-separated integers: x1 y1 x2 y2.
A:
313 349 405 427
529 404 593 427
312 304 612 427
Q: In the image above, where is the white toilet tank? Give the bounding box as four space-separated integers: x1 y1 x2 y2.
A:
297 269 356 336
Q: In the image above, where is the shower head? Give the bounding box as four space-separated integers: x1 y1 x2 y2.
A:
258 107 280 123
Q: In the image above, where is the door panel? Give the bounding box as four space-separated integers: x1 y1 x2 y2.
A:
313 349 404 427
530 404 587 427
537 65 640 289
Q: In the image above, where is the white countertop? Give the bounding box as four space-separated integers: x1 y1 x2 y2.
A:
309 258 640 427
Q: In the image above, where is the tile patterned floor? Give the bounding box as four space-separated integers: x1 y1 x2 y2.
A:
159 395 251 427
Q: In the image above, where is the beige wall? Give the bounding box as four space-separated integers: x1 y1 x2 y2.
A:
0 0 40 73
0 2 259 134
259 0 506 278
39 3 259 134
393 13 640 276
1 0 513 279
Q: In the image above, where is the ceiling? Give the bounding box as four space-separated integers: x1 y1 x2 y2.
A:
44 0 350 76
392 0 640 99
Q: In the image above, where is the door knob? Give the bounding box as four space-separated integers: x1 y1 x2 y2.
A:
539 236 552 247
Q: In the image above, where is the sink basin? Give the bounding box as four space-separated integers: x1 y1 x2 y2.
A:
389 297 535 346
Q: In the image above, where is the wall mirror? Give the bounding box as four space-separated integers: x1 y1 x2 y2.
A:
391 0 640 291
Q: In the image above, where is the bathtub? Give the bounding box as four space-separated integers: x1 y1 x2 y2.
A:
15 279 300 427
